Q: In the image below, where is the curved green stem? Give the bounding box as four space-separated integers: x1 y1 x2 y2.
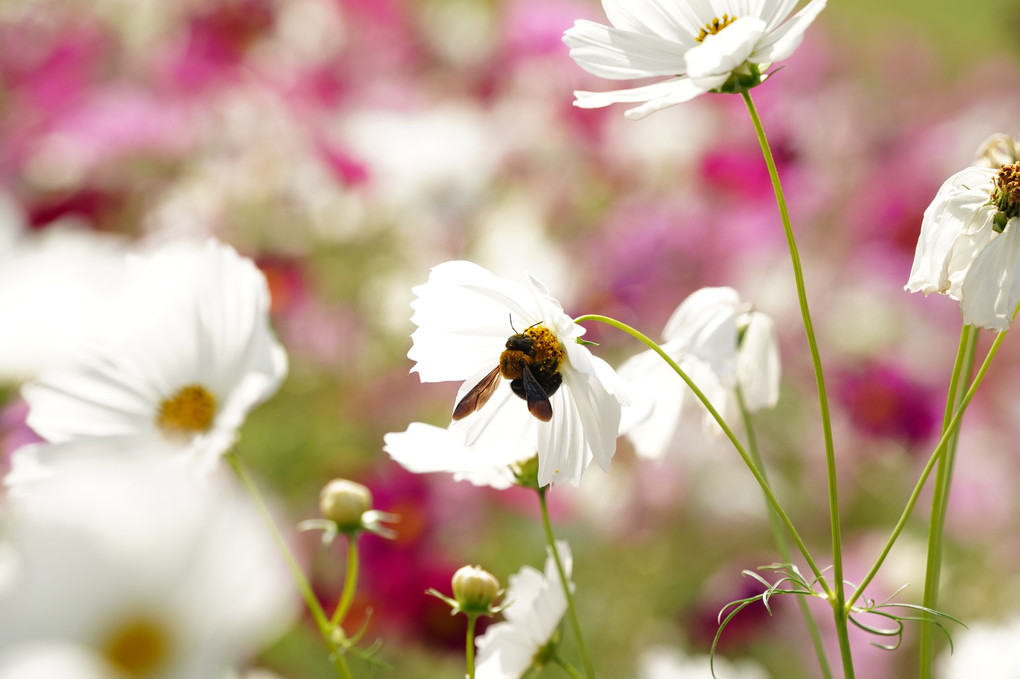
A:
736 388 833 679
330 536 360 628
225 451 354 679
466 613 478 679
538 487 596 679
919 325 977 678
574 314 828 593
740 90 851 678
849 328 1009 609
554 655 586 679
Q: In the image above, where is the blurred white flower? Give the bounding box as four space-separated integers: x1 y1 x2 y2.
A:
0 195 129 382
938 616 1020 679
21 239 287 474
408 260 627 487
475 541 572 679
383 422 518 490
619 287 780 459
563 0 827 119
906 160 1020 331
639 645 770 679
0 454 294 679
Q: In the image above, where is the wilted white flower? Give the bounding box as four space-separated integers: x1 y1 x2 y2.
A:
408 261 627 487
905 157 1020 331
21 239 287 474
619 287 780 459
639 645 770 679
563 0 827 119
0 454 294 679
475 541 572 679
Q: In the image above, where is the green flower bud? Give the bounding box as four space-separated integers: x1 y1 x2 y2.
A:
451 565 501 614
319 479 372 531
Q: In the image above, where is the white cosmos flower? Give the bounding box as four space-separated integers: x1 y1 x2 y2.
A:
619 287 780 459
563 0 827 119
21 239 287 474
0 453 294 679
475 541 572 679
905 159 1020 331
408 260 627 487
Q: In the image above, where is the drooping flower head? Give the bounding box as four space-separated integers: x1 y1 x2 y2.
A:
563 0 827 119
21 239 288 474
619 287 780 459
474 541 572 679
408 260 626 487
906 136 1020 331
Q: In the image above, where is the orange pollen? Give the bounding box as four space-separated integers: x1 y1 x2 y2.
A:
156 384 216 436
696 14 737 43
994 162 1020 218
101 615 171 678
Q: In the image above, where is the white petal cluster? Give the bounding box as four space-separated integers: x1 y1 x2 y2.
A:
619 287 780 460
18 239 288 475
406 261 627 487
0 453 294 679
905 164 1020 332
475 541 572 679
563 0 827 119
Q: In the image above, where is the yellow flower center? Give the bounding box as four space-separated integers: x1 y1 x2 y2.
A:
101 615 171 678
993 162 1020 219
696 14 737 43
156 384 217 436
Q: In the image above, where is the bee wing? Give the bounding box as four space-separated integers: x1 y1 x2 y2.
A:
522 365 553 422
452 367 502 421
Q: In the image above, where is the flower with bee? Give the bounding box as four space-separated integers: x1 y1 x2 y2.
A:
406 261 627 487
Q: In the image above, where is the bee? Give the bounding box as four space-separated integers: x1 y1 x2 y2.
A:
452 324 565 423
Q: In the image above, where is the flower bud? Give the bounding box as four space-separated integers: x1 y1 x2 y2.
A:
451 565 501 614
319 479 372 531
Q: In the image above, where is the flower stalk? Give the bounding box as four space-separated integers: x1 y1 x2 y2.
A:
538 487 596 679
330 536 360 628
849 323 1013 609
225 451 354 679
740 90 853 678
574 314 828 591
736 387 834 679
918 325 977 678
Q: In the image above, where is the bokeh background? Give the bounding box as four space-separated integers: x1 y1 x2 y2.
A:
3 0 1020 677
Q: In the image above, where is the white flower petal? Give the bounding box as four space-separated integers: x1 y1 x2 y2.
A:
959 220 1020 331
736 311 780 410
573 77 714 120
618 340 687 460
601 0 703 42
383 423 518 489
563 20 691 80
748 0 826 64
663 287 741 377
906 167 997 296
684 17 766 79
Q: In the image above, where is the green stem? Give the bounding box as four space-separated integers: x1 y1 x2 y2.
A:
554 655 586 679
573 314 829 593
740 90 851 678
466 613 478 679
736 388 834 679
849 328 1009 609
225 451 354 679
538 487 596 679
919 325 977 678
330 536 360 628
